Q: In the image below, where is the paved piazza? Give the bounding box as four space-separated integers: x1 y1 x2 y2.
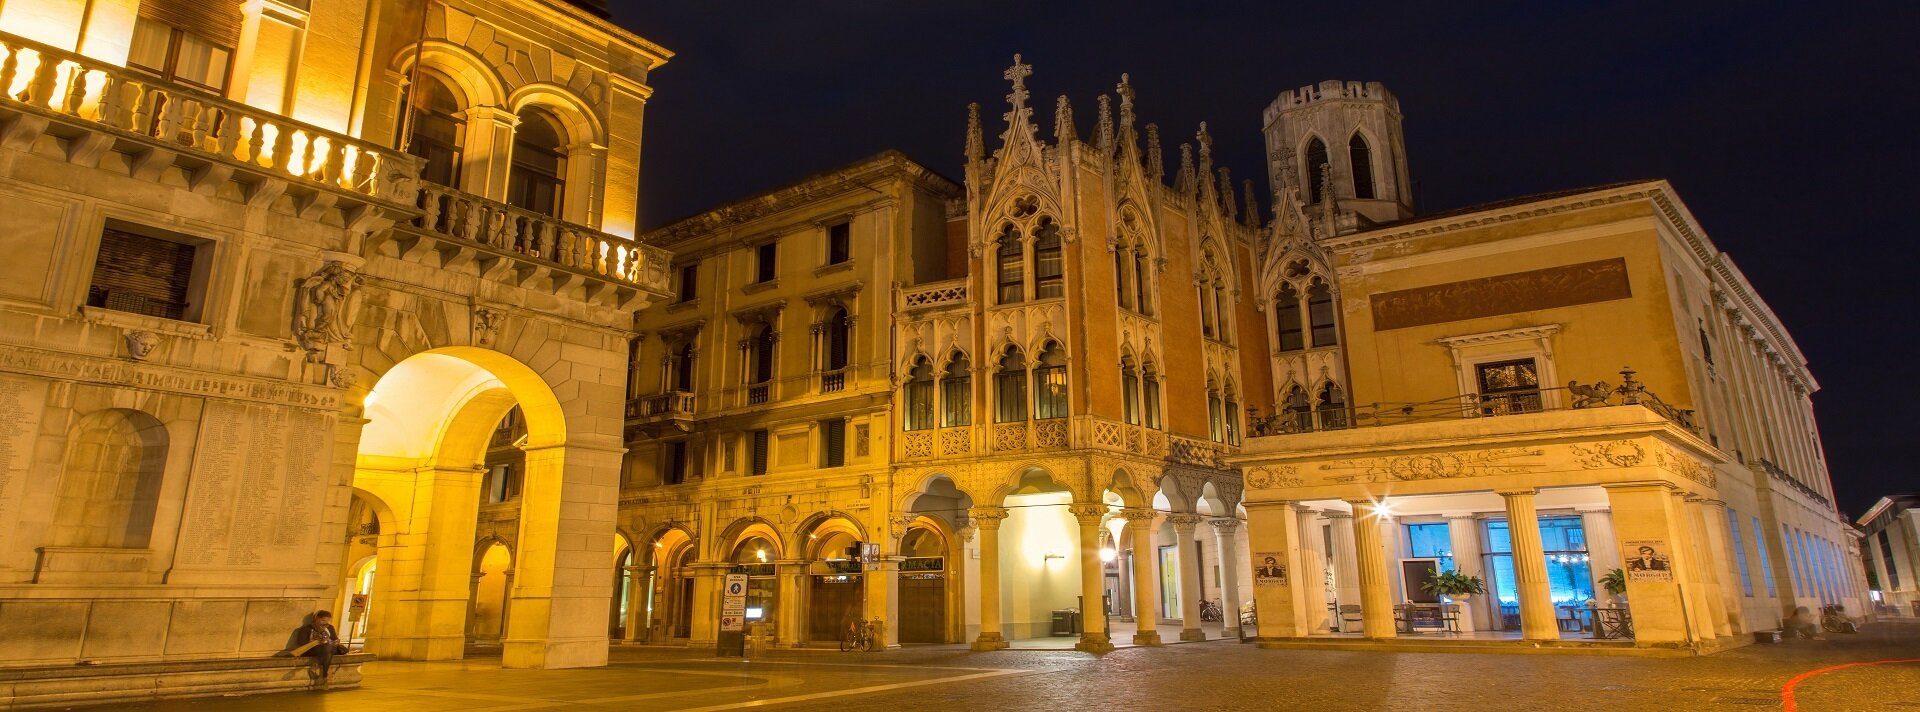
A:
104 621 1919 712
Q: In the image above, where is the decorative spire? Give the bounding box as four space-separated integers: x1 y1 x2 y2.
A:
1054 95 1077 143
1145 123 1163 182
1004 53 1032 113
1219 167 1236 220
1243 178 1259 227
1177 143 1195 195
1095 95 1113 150
965 102 984 162
1195 122 1214 173
1116 73 1136 128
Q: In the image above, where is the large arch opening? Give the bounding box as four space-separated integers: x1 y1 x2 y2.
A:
998 467 1080 641
903 475 971 644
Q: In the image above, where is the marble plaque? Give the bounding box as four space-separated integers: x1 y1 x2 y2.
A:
0 375 48 554
176 401 330 571
1370 258 1632 331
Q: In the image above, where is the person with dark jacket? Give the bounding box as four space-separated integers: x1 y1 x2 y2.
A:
289 610 349 680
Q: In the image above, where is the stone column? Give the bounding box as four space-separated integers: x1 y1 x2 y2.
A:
1070 504 1115 653
1167 514 1207 641
363 465 484 661
1296 508 1330 634
1580 508 1623 603
562 141 607 228
1604 483 1697 646
1499 489 1559 642
1327 510 1361 627
1344 501 1396 639
622 565 651 642
1246 502 1307 638
688 562 723 647
1697 499 1744 634
970 506 1009 650
457 106 519 202
1123 508 1161 645
1212 517 1246 639
865 555 902 649
1670 491 1718 642
1444 514 1485 632
774 559 806 647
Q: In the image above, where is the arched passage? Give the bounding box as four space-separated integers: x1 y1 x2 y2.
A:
350 346 612 669
903 475 972 645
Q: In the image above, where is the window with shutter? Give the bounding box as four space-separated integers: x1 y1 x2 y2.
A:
88 226 205 322
821 419 845 467
750 430 769 475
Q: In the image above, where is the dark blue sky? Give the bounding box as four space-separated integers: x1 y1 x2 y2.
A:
615 1 1918 516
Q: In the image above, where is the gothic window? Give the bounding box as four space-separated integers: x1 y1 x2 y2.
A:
1276 282 1304 352
996 225 1024 304
1121 355 1141 425
942 353 972 427
508 109 567 217
670 341 695 392
1142 359 1163 430
1317 383 1348 430
904 358 935 431
403 73 464 187
1224 383 1240 445
1304 137 1329 204
1134 250 1153 315
994 346 1028 423
1308 279 1338 347
1198 282 1215 339
1207 377 1224 443
1213 279 1231 343
1034 341 1069 419
749 325 776 384
1283 385 1312 432
50 410 168 549
823 308 851 371
1032 219 1064 299
1114 247 1132 309
1349 132 1375 200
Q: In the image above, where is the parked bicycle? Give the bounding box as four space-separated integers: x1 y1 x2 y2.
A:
1199 599 1224 622
1821 604 1858 634
840 618 883 652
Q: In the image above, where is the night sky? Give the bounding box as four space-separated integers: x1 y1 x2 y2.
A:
613 1 1918 516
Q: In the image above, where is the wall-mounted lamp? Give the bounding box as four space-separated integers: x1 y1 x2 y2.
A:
1098 547 1118 563
1042 552 1066 563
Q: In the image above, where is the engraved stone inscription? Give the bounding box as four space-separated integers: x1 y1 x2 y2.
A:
0 375 48 553
1370 258 1632 331
178 401 328 569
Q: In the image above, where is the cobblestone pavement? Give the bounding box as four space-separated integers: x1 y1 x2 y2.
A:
103 620 1920 711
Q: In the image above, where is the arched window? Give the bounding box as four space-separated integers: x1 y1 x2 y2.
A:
1032 218 1064 299
1207 376 1224 442
904 357 934 431
1133 249 1152 315
1276 282 1304 352
50 410 168 549
1034 341 1069 419
994 346 1027 423
1317 382 1348 430
1308 279 1337 347
1282 385 1312 433
942 352 972 426
1224 383 1240 445
1114 246 1132 310
508 108 566 217
995 225 1024 304
1349 132 1375 200
1213 279 1231 343
824 308 851 371
674 343 695 392
404 73 463 187
1142 359 1163 430
1121 355 1141 425
1198 281 1215 338
1303 137 1329 204
750 325 776 384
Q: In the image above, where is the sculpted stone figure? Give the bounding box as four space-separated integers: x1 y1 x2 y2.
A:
293 261 365 358
123 330 160 361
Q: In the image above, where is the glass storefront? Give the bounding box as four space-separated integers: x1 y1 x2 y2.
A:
1484 517 1595 627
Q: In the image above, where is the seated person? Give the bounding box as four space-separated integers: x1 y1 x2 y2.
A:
287 610 350 680
1786 606 1822 640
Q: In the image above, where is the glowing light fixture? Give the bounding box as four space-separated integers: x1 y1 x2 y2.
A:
755 549 768 563
1098 546 1118 563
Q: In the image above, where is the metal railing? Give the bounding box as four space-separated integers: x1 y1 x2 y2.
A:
1249 368 1697 437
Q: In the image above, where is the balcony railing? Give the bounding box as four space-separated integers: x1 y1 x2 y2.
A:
900 279 969 310
747 383 770 405
0 32 415 203
411 184 670 293
1251 368 1697 437
627 390 695 420
819 368 847 393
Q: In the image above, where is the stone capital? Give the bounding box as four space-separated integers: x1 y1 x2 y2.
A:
1165 513 1203 531
969 506 1010 525
1208 517 1240 533
1119 507 1158 523
1494 488 1538 499
1068 503 1110 525
1321 509 1353 520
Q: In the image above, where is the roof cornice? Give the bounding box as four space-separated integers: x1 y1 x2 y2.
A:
644 152 962 246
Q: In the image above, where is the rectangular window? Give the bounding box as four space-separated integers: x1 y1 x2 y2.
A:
997 243 1024 304
1728 508 1754 596
827 222 851 265
487 464 511 503
755 242 777 283
677 264 698 302
1475 358 1543 415
994 370 1027 423
820 419 846 467
128 16 235 93
1033 237 1063 299
664 441 687 485
1754 517 1777 597
88 226 207 322
1405 522 1456 572
1034 366 1067 419
1122 372 1140 425
749 430 769 475
941 375 971 427
1483 517 1594 609
1143 377 1162 429
904 379 934 431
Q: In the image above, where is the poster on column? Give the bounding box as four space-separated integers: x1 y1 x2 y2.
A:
1621 539 1672 582
1253 553 1288 586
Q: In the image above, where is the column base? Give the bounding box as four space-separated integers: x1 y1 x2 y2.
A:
1180 628 1207 642
1132 631 1163 646
1074 632 1115 654
970 633 1009 651
1222 626 1242 639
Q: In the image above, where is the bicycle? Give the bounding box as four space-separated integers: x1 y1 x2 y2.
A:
1199 599 1224 623
840 618 883 652
1820 604 1857 634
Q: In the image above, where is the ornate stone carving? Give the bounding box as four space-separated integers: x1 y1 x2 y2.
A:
1655 444 1715 487
327 364 358 389
292 261 364 360
1569 440 1647 469
122 330 159 361
1245 465 1304 490
473 306 504 347
1319 448 1545 484
1067 503 1109 525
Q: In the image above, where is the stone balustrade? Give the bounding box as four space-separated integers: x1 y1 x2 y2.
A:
411 183 670 293
0 31 415 204
900 279 969 309
627 390 696 420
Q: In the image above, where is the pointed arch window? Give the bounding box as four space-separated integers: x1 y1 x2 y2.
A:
1133 249 1153 315
1304 137 1329 204
1207 378 1224 443
1276 282 1305 352
1199 282 1215 339
1213 279 1231 343
1032 219 1064 299
996 225 1024 304
1308 279 1338 347
1142 360 1163 430
404 73 464 187
508 108 566 217
942 353 972 426
1121 355 1142 425
1282 385 1312 433
1224 383 1240 445
1349 133 1376 200
1114 246 1133 309
994 346 1028 423
904 357 935 431
1317 382 1348 430
1034 342 1069 420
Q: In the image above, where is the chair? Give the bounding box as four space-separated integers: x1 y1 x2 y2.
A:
1593 608 1634 640
1338 604 1364 632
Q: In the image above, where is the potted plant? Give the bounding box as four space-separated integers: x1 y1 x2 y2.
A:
1421 570 1487 600
1601 568 1628 603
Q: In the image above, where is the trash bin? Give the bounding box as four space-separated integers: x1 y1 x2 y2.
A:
1051 609 1081 636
